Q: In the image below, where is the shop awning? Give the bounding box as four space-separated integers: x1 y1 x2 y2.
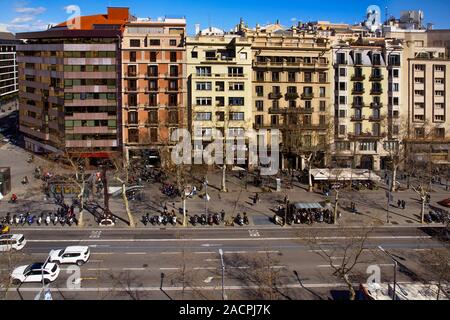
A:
310 168 381 182
292 202 323 209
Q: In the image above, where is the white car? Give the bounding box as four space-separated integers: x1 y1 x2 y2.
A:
11 262 60 285
48 246 90 266
0 234 26 252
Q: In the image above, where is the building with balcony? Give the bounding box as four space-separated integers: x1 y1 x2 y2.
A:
186 29 253 166
384 20 450 168
16 7 130 164
122 17 186 164
332 38 391 170
0 32 20 98
237 20 333 170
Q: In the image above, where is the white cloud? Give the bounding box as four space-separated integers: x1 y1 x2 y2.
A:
291 17 298 22
11 16 34 24
15 6 46 15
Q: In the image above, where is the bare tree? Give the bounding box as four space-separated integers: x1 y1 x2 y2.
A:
307 225 374 300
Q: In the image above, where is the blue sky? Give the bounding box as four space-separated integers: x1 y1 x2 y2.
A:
1 0 450 34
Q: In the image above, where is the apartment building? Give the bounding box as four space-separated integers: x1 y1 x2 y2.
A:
332 39 391 170
122 18 186 164
186 29 253 166
384 15 450 167
0 32 19 98
16 7 129 163
238 21 333 170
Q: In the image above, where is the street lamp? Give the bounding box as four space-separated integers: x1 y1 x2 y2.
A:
378 245 398 300
204 177 209 216
218 249 226 300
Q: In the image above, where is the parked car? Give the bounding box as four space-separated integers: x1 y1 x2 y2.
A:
0 234 26 252
438 198 450 208
11 262 60 285
48 246 90 266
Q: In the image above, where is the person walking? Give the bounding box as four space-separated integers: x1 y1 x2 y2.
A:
397 200 401 208
402 200 406 210
221 210 225 222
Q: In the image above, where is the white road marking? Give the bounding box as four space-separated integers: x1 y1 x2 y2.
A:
88 260 104 263
309 249 331 253
205 259 219 262
123 268 146 271
160 267 181 271
413 249 431 251
87 268 110 271
193 267 216 270
161 252 181 255
257 250 280 254
26 235 433 243
248 230 260 237
89 231 102 239
194 252 213 254
225 251 248 254
317 263 395 268
203 277 214 283
126 252 147 255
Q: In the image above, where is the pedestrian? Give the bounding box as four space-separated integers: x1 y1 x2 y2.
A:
221 210 225 222
402 200 406 210
397 200 401 208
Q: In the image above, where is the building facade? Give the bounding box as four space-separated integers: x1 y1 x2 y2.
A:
238 21 333 170
0 32 19 98
17 7 129 163
186 31 253 166
121 18 187 164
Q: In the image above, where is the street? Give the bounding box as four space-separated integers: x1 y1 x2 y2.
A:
1 226 448 300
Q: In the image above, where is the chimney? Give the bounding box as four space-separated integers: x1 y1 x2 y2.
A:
195 24 200 35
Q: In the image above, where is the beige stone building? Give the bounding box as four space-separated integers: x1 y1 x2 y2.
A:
186 29 253 166
237 21 333 170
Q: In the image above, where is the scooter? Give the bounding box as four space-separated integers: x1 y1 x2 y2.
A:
142 214 149 226
213 213 221 225
207 214 214 226
20 214 27 226
45 213 51 226
243 213 249 225
14 215 19 226
53 214 59 226
200 214 207 226
60 215 66 226
235 214 244 226
37 214 43 226
8 214 14 225
171 215 177 226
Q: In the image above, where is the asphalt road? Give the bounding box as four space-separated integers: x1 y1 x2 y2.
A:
0 226 448 300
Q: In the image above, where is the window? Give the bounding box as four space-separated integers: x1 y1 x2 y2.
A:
216 97 225 107
256 86 264 97
128 111 138 124
196 67 211 76
304 72 312 83
148 110 158 123
271 115 279 125
272 72 280 82
393 69 399 78
415 77 424 84
435 78 445 84
229 97 244 106
149 39 160 46
414 90 424 96
196 97 212 106
434 128 445 137
414 114 425 121
230 112 244 121
128 129 139 143
130 39 140 47
194 112 212 121
388 54 401 66
336 141 350 151
359 141 376 151
255 101 264 111
168 110 178 124
255 115 263 125
229 82 244 91
320 101 326 111
288 72 296 82
339 96 346 105
169 39 177 46
149 93 157 106
415 103 425 109
435 115 445 122
435 65 445 72
414 65 424 71
256 71 265 81
337 53 346 64
319 87 326 97
228 67 243 77
415 128 425 138
169 65 179 77
435 91 444 96
150 52 157 62
339 68 346 77
191 51 198 58
355 53 362 65
339 82 346 91
168 94 178 106
170 52 177 62
287 86 297 94
393 83 399 92
435 103 445 109
339 110 346 118
319 72 327 83
339 125 346 135
216 112 225 121
196 82 212 91
130 51 136 62
319 115 326 125
239 52 247 60
354 123 362 135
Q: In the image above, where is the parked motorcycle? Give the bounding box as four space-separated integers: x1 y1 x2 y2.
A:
213 213 221 226
243 213 249 225
207 214 214 226
171 215 177 226
235 214 244 226
142 214 149 226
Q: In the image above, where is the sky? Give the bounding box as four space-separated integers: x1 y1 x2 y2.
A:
1 0 450 35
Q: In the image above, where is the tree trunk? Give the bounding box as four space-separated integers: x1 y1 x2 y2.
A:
122 183 135 228
182 197 187 227
308 163 313 192
421 198 425 224
221 165 227 192
343 274 356 300
391 166 397 192
334 190 339 224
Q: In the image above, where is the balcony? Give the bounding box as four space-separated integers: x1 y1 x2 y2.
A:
351 74 366 81
335 60 348 66
351 116 366 121
351 102 366 108
125 87 140 92
145 73 159 78
268 107 284 114
301 93 314 100
269 92 283 100
370 88 383 95
370 74 384 81
352 88 365 95
369 116 384 122
370 102 383 109
285 92 299 100
124 72 138 78
348 132 387 140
